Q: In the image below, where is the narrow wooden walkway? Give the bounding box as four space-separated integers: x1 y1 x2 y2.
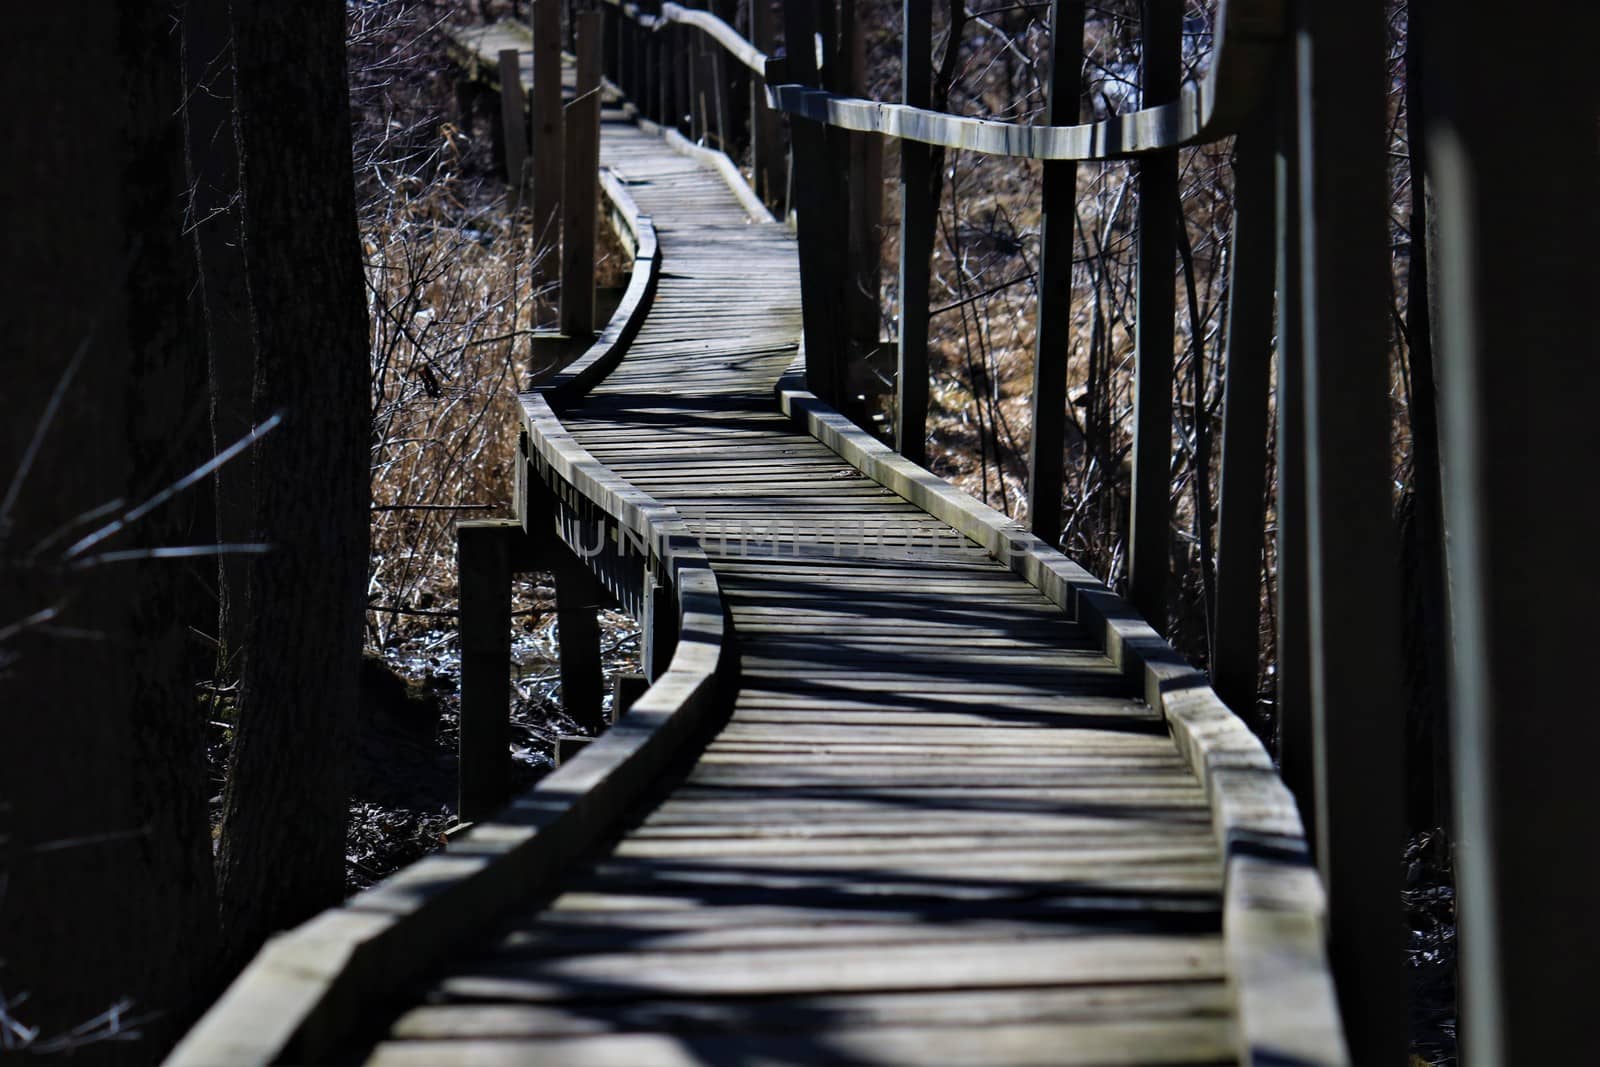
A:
366 117 1235 1066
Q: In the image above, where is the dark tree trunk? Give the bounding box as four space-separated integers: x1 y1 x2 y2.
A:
0 5 219 1060
1397 0 1453 836
215 0 370 964
183 0 260 676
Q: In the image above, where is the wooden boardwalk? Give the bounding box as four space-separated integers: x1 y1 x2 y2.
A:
366 118 1236 1067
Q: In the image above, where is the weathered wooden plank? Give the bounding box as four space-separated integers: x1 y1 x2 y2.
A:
391 981 1232 1038
371 1017 1236 1067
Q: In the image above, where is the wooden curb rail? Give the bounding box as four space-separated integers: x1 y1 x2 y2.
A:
774 356 1346 1066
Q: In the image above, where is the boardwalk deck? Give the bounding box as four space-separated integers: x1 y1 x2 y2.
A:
363 117 1238 1066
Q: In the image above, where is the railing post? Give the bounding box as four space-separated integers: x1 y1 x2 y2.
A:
1273 60 1314 838
687 24 703 139
673 24 692 133
1209 115 1276 725
457 520 517 822
1025 0 1085 544
841 0 884 372
604 2 620 90
554 548 606 735
559 11 603 339
750 0 784 211
648 20 664 124
1127 0 1179 629
895 0 933 465
1429 2 1599 1062
531 0 565 261
497 49 531 213
1295 0 1407 1059
782 0 849 403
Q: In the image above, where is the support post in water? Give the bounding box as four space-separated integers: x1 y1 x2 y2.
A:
555 549 605 735
457 519 519 822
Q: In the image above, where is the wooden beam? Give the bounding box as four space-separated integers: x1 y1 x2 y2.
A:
531 0 565 262
1025 0 1086 545
559 11 603 339
757 0 1288 162
1428 2 1600 1062
1127 0 1179 630
895 0 933 466
1209 115 1274 722
458 520 519 822
1295 0 1406 1059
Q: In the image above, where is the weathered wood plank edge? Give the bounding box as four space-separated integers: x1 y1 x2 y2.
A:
167 162 732 1067
774 354 1347 1066
541 167 660 408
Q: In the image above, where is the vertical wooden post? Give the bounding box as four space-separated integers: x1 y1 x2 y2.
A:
710 46 732 153
1025 0 1085 544
498 49 531 212
895 0 933 465
687 26 704 140
1272 64 1314 837
604 3 620 90
559 11 603 339
1127 0 1179 629
674 24 692 133
458 520 516 822
750 0 784 210
531 0 565 260
1209 116 1276 722
1429 3 1600 1063
783 0 849 403
554 552 605 734
1296 0 1406 1060
610 674 650 721
648 24 663 124
641 571 679 681
841 0 883 361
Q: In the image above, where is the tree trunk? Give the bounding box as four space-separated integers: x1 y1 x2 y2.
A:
216 1 371 964
0 6 219 1059
183 0 260 677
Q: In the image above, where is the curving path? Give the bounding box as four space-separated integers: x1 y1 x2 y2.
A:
364 116 1239 1067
